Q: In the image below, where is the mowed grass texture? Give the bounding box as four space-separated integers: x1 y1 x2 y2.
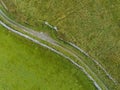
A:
0 25 96 90
3 0 120 86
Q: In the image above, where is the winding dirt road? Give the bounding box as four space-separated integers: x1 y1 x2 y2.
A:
0 7 115 90
0 11 108 90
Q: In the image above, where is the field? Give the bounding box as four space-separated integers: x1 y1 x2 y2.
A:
0 25 96 90
1 0 120 89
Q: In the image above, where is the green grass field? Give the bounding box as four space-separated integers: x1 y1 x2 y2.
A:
3 0 120 86
0 25 96 90
1 0 120 89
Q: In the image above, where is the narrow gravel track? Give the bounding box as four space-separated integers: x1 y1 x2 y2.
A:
0 21 104 90
0 0 8 10
0 0 117 86
69 43 117 84
0 8 108 90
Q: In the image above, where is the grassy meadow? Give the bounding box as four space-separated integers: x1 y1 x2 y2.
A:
0 25 96 90
2 0 120 89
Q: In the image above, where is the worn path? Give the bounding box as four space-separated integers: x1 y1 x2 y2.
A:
0 9 111 90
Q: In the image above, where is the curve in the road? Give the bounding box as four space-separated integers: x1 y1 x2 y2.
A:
0 1 116 87
0 8 108 90
69 43 117 84
0 21 103 90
